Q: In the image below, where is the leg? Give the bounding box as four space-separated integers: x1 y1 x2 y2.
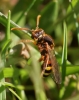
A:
39 55 44 62
20 40 35 44
41 54 49 76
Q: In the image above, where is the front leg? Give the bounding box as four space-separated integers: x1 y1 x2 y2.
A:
20 39 35 44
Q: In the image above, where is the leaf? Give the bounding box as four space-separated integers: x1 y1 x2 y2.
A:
40 0 58 33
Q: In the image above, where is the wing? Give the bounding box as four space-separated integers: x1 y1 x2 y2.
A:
48 49 61 84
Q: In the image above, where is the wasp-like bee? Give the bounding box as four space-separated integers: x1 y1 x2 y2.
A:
11 15 61 84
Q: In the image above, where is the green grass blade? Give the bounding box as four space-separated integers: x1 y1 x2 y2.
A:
9 88 22 100
1 10 11 54
2 85 6 100
60 64 79 75
0 12 31 39
67 0 78 14
28 47 46 100
2 65 79 79
1 81 33 91
16 0 36 24
1 40 11 54
0 11 12 99
3 68 28 78
62 21 67 81
0 78 6 100
66 65 79 75
69 0 79 44
0 68 6 100
40 0 58 33
6 10 11 40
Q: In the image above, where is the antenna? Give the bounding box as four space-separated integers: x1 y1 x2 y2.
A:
36 15 41 29
11 15 41 31
11 27 31 32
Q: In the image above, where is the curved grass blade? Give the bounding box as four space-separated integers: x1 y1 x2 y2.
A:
0 10 11 100
68 0 79 44
0 12 31 39
9 88 22 100
1 10 11 54
16 0 36 24
62 21 67 82
27 45 47 100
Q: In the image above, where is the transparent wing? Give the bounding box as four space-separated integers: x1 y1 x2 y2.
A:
48 49 61 84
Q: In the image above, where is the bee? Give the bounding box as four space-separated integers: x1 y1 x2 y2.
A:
11 15 61 84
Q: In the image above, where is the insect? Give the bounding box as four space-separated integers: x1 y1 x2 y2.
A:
11 15 61 84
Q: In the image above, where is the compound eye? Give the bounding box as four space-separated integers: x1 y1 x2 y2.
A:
34 32 39 38
35 31 41 38
32 29 44 39
39 31 42 35
38 30 44 36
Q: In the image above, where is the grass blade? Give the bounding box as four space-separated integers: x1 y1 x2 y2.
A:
16 0 36 24
40 0 58 33
9 88 22 100
27 46 46 100
69 0 79 44
1 10 11 54
0 12 31 39
0 10 12 100
62 21 67 81
6 10 11 40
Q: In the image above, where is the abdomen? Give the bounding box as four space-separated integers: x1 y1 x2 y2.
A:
43 65 52 77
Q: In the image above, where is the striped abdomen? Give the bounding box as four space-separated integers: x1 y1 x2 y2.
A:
43 66 52 77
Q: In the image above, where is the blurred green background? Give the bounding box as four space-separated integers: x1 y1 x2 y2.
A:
0 0 79 100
